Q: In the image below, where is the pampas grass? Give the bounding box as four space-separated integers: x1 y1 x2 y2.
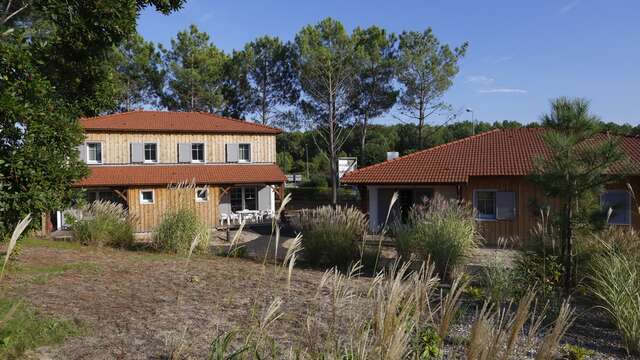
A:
292 205 367 268
1 214 31 280
589 246 640 355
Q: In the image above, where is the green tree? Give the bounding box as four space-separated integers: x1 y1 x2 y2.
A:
0 0 184 235
114 33 164 111
295 17 356 205
160 25 228 113
530 97 628 291
349 26 398 165
233 36 300 127
396 29 467 148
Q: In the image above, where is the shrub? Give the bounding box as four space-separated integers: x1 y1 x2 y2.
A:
152 208 210 256
479 259 518 305
394 195 480 277
416 326 443 359
588 246 640 356
69 201 136 248
292 205 367 268
562 344 594 360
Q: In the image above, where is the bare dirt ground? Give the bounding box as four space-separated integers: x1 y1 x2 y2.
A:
3 241 631 359
7 243 367 359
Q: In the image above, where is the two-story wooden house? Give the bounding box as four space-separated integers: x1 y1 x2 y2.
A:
63 111 286 233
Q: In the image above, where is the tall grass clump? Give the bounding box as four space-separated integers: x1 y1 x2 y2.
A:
153 207 210 256
394 195 480 277
588 245 640 355
292 205 367 268
69 200 136 249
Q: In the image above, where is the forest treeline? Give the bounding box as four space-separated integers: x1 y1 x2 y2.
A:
278 120 640 184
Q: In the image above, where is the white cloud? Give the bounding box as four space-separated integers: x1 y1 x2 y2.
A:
466 75 494 85
478 88 528 94
559 0 581 14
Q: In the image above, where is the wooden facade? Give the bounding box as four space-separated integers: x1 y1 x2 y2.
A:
364 175 640 247
127 186 221 233
84 132 277 164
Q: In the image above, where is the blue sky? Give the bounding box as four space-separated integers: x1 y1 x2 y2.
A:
138 0 640 125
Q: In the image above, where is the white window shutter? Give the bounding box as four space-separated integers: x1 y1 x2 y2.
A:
77 143 86 163
226 143 239 163
178 143 192 163
131 143 144 163
496 192 516 220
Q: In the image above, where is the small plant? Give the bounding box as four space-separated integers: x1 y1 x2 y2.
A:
292 205 367 268
562 344 594 360
153 207 210 256
69 200 136 249
416 326 443 359
480 260 517 305
393 195 480 278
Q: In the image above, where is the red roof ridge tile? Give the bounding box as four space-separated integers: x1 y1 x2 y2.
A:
80 111 282 134
343 128 504 180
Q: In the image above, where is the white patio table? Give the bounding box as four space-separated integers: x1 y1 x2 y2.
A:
236 209 260 223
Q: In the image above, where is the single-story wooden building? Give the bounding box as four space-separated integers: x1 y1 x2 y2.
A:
341 128 640 245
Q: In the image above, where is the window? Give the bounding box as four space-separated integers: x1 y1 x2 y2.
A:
238 143 251 162
602 190 631 225
473 190 517 221
195 188 209 202
140 190 154 204
144 143 158 163
230 186 257 211
191 143 205 162
244 187 257 210
474 190 497 220
86 142 102 164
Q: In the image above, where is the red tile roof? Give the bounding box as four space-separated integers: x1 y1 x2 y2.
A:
74 164 286 187
341 128 640 185
80 111 281 135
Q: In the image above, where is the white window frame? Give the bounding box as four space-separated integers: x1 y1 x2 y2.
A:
601 190 632 225
473 189 497 221
86 142 103 164
195 187 209 202
139 189 155 204
238 143 251 163
191 143 206 163
143 142 159 163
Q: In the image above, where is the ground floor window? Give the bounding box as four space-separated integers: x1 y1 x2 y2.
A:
602 190 631 225
474 190 497 220
140 189 154 204
230 186 257 212
195 187 209 202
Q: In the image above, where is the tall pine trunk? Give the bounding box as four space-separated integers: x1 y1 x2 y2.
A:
360 116 368 165
562 197 573 292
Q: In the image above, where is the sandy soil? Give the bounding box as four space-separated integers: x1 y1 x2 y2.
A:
4 242 632 359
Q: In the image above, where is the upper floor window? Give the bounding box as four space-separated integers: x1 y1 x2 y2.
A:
239 143 251 162
144 143 158 163
226 143 251 163
602 190 631 225
86 142 102 164
192 143 205 163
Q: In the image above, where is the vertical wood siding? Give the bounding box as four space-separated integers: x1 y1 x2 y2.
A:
127 186 220 233
463 176 558 246
84 132 276 164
